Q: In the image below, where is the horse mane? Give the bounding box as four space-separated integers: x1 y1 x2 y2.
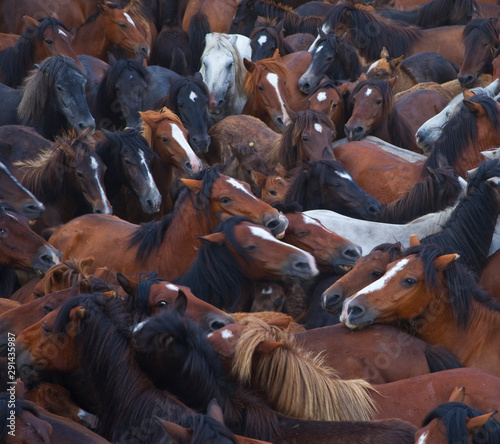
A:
124 0 154 45
463 17 499 45
175 216 255 310
422 401 500 443
371 242 404 262
14 129 95 203
38 258 93 296
231 316 377 421
422 159 500 276
53 293 190 442
18 55 85 127
75 2 120 30
318 33 362 82
425 94 500 171
245 0 295 20
244 58 288 96
417 0 476 27
0 17 69 88
140 106 183 148
379 167 462 224
0 394 41 441
281 13 322 36
403 244 500 329
202 34 246 98
160 74 209 114
128 166 222 261
324 3 421 61
0 266 19 298
250 17 290 57
266 110 335 171
132 273 166 316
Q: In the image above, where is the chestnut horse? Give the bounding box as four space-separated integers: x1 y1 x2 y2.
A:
49 167 288 280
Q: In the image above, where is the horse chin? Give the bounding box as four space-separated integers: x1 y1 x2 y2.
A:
341 312 375 330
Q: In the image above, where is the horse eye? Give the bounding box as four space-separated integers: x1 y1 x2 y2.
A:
403 277 417 286
257 84 264 91
42 305 52 314
76 171 84 178
177 102 183 108
0 228 6 237
297 231 308 237
302 136 309 142
157 301 168 307
370 271 383 279
376 99 383 105
161 137 171 143
332 182 341 188
331 103 337 109
268 190 277 196
326 56 333 61
119 23 127 29
56 85 63 91
42 322 50 334
45 38 53 45
220 196 231 204
245 245 257 253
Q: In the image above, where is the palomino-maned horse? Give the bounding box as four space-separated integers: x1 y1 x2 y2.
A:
71 2 150 61
48 167 288 280
298 31 362 95
0 16 82 88
316 3 466 65
458 18 500 88
341 240 500 377
16 56 96 140
200 33 251 125
96 128 161 216
174 216 318 311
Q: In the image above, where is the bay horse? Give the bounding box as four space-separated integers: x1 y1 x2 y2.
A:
92 57 150 130
174 216 318 311
71 2 150 61
96 128 161 216
200 33 250 125
318 3 465 64
341 239 500 377
48 167 288 280
17 56 96 140
0 16 81 88
458 18 500 88
243 52 293 132
12 132 112 233
283 160 383 220
298 31 362 95
250 165 290 205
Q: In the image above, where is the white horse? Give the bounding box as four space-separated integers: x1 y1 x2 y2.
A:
415 79 499 150
199 32 251 126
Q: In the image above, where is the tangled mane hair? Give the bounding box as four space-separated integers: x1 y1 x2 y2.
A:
231 316 378 421
140 107 184 149
250 17 291 59
244 57 289 96
417 0 476 28
18 56 86 127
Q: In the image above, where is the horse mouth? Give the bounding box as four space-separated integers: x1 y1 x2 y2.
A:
337 264 353 273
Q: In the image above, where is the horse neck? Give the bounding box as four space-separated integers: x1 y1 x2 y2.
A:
255 0 293 21
34 102 67 140
73 17 110 59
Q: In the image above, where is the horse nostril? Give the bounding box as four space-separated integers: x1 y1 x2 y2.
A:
39 254 54 265
343 246 361 260
217 99 225 108
185 162 193 172
210 320 227 331
325 292 343 312
265 218 280 230
292 260 310 273
368 204 381 216
140 46 149 57
348 304 365 319
276 116 284 127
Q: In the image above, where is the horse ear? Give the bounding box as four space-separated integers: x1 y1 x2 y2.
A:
434 253 460 272
390 56 403 69
180 178 203 194
173 290 188 317
380 47 389 59
449 386 466 403
465 412 497 433
80 256 95 274
23 16 40 28
388 76 397 88
463 89 475 100
358 72 367 82
243 58 255 73
337 82 350 97
49 11 60 20
463 98 483 116
116 273 138 296
70 307 87 323
154 416 193 442
409 234 421 247
198 232 226 245
251 170 267 187
207 399 225 425
256 340 285 355
272 48 280 59
275 163 286 177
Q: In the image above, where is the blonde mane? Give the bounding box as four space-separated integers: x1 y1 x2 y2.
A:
244 58 288 96
140 107 183 148
231 317 378 422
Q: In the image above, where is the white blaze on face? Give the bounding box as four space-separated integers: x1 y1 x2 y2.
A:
258 35 267 46
317 91 327 102
367 60 379 73
221 329 233 339
170 123 202 173
417 432 428 444
335 170 354 182
266 72 291 126
124 12 136 28
302 213 325 229
262 287 273 295
90 156 112 214
58 28 68 37
316 44 324 53
138 150 157 192
314 123 323 133
365 88 373 97
166 283 179 291
248 225 319 276
226 177 258 200
132 319 149 333
189 91 197 102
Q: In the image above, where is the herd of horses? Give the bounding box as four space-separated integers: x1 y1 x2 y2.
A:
3 0 500 442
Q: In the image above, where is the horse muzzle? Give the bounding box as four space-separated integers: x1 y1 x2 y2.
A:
32 245 61 275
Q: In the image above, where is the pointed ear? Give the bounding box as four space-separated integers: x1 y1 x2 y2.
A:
49 11 60 20
466 412 497 433
275 163 286 177
80 256 95 274
256 340 285 355
449 386 466 403
154 416 193 442
198 231 226 245
207 399 225 425
390 56 403 69
69 307 87 323
173 290 188 317
117 273 138 296
180 178 203 193
243 58 255 72
380 46 389 59
463 89 475 100
251 170 267 187
388 76 397 88
409 234 421 247
358 72 367 82
434 253 460 272
337 82 350 97
463 99 483 116
23 16 40 28
272 48 280 59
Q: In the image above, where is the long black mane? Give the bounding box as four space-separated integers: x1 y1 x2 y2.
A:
175 216 255 311
403 244 500 329
129 166 222 262
422 401 500 444
250 17 292 60
324 3 422 61
0 17 70 88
